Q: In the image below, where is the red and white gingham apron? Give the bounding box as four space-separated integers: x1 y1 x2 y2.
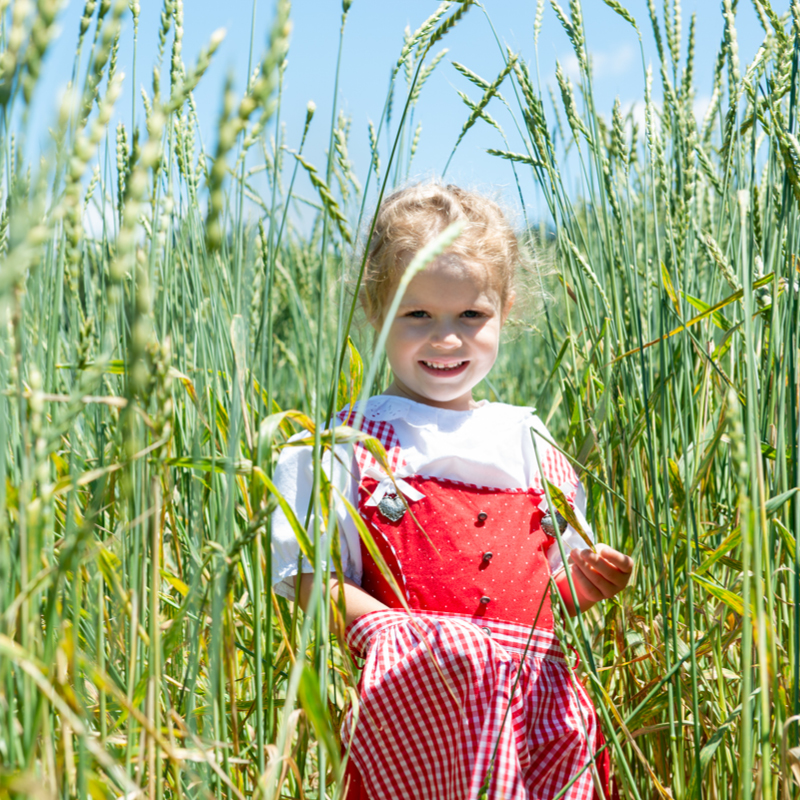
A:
339 412 610 800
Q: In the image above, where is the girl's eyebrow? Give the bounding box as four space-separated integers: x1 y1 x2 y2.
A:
395 296 427 307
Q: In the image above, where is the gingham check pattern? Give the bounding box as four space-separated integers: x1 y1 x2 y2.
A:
338 409 405 475
532 445 579 503
344 610 603 800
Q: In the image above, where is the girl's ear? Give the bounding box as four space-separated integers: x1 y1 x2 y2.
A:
501 291 516 324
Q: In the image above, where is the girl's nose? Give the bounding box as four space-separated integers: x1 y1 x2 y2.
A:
430 321 462 349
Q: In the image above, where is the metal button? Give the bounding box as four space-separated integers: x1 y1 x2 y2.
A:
477 511 488 522
479 596 491 604
480 626 492 637
482 551 493 563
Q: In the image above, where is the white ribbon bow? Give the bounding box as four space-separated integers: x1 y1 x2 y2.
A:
364 476 425 507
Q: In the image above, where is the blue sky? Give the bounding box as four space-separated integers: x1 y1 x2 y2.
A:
22 0 788 225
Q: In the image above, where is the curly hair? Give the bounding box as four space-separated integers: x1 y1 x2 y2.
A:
359 182 527 322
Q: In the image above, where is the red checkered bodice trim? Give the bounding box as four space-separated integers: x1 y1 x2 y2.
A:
337 408 406 476
532 444 578 501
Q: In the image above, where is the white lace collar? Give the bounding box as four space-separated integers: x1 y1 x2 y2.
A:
345 395 534 428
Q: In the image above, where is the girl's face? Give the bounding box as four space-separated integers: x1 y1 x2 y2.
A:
374 257 512 411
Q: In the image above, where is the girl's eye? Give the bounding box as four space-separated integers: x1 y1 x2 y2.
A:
406 310 429 318
462 310 482 319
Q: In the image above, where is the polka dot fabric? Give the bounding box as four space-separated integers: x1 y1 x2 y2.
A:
358 475 556 629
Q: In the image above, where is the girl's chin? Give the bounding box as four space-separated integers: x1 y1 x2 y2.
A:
409 380 479 409
388 370 487 408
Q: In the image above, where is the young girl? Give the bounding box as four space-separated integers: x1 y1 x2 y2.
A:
271 183 632 800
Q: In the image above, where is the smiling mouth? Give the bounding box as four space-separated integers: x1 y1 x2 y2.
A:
420 360 468 373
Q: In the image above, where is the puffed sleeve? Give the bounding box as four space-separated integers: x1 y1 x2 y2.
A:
527 415 596 572
270 434 363 600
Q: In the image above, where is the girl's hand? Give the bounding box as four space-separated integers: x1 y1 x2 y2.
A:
556 544 633 616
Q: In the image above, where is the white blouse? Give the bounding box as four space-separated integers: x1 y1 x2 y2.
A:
270 396 595 600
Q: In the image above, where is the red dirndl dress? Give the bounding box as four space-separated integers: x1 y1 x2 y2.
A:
339 412 610 800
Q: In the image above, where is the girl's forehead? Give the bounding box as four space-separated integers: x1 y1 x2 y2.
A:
406 256 501 298
413 254 492 286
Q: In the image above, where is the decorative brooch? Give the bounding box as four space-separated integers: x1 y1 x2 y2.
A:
541 511 568 536
377 492 406 522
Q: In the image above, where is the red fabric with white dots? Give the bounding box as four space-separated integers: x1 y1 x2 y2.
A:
358 476 556 629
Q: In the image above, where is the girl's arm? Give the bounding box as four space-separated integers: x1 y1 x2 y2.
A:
554 544 633 616
297 572 390 627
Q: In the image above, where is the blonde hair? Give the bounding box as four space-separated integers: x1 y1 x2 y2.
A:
359 183 525 322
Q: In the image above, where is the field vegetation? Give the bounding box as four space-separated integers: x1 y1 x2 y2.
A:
0 0 798 798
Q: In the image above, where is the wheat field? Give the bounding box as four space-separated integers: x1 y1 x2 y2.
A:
0 0 798 798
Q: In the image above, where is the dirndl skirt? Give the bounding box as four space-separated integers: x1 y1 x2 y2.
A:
342 609 609 800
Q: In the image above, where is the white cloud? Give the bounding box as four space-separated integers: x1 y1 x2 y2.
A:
628 100 650 135
83 196 117 239
561 43 637 82
598 99 654 140
622 93 713 138
693 93 712 126
596 94 713 152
